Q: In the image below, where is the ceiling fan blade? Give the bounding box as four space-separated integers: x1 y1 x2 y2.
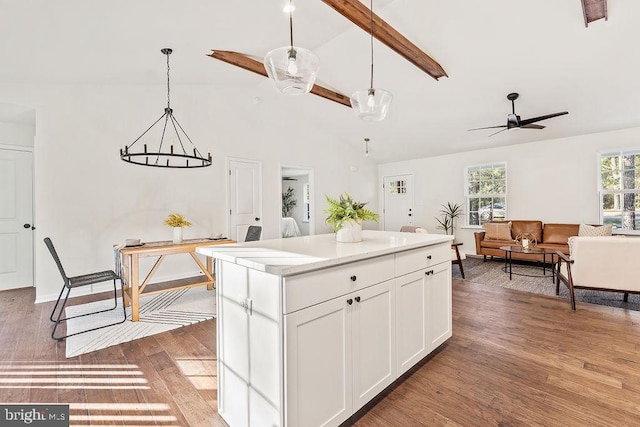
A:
519 111 568 127
488 128 508 137
468 125 507 131
520 124 546 130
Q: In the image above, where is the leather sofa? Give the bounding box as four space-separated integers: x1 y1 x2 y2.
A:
474 220 579 261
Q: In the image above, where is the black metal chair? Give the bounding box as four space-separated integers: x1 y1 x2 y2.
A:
44 237 127 340
245 225 262 242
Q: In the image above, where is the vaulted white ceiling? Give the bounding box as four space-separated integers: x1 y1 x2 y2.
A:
2 0 638 163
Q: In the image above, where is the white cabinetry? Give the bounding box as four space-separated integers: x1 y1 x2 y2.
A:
205 232 453 427
395 244 452 375
284 279 395 427
217 262 283 427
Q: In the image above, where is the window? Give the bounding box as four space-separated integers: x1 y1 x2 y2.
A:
599 151 640 231
303 182 311 222
465 163 507 226
388 179 407 194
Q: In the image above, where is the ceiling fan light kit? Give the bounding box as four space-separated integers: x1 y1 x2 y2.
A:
264 0 320 95
350 0 392 121
120 48 212 168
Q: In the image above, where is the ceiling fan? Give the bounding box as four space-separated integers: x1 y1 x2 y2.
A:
469 93 568 137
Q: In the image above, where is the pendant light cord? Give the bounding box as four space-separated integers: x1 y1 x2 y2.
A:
289 0 294 50
369 0 374 90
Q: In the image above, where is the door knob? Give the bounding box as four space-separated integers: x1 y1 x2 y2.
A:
23 224 35 230
347 298 353 305
255 217 260 221
355 296 361 303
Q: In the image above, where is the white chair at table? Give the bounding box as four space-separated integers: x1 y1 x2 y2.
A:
399 226 465 279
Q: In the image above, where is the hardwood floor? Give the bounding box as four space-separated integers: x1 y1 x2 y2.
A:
2 279 640 426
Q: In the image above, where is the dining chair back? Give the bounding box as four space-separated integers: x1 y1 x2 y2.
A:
245 225 262 242
45 237 127 340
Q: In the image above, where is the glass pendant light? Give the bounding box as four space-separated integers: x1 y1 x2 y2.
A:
350 0 392 121
264 0 319 95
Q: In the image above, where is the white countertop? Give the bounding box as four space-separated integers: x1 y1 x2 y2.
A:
196 230 453 276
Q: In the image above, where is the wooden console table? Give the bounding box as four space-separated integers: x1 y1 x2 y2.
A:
118 238 234 321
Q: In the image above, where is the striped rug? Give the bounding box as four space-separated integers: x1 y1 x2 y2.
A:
64 287 216 358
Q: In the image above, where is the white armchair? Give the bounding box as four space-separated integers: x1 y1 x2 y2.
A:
555 236 640 310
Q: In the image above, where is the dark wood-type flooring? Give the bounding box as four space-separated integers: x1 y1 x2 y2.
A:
2 278 640 426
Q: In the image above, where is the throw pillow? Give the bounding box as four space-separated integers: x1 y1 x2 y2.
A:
484 221 512 240
578 224 613 237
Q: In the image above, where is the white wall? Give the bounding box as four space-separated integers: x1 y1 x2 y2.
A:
378 126 640 254
0 121 34 147
0 82 377 302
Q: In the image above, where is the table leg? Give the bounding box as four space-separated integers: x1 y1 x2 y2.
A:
509 251 513 280
122 253 130 307
131 253 140 322
206 256 214 290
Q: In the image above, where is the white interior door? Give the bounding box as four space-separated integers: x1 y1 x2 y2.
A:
383 174 414 231
228 158 262 242
0 149 34 290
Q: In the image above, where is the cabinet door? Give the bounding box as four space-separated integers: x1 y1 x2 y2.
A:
218 262 283 427
427 262 452 350
395 270 429 376
285 296 352 427
351 280 396 412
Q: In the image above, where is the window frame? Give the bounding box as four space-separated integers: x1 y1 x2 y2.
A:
598 150 640 233
464 162 508 228
302 182 311 223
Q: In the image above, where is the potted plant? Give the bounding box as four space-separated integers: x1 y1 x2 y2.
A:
164 213 192 243
282 186 297 217
435 202 463 236
324 192 379 242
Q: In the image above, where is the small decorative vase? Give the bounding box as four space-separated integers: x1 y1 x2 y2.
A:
172 227 183 244
336 220 363 243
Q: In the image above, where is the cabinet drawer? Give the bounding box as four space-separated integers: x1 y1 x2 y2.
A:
395 243 450 277
283 254 394 314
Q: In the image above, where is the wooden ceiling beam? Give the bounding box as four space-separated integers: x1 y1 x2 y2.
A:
581 0 607 27
207 50 352 108
321 0 447 80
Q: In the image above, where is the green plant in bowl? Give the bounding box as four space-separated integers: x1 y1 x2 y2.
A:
324 192 379 232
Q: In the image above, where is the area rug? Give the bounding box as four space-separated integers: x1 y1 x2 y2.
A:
64 287 216 358
455 256 640 311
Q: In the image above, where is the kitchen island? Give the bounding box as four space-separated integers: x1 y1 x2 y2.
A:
196 230 454 427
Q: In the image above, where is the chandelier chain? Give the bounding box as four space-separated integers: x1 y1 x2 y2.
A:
166 51 171 109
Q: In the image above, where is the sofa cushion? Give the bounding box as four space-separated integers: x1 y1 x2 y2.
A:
578 224 613 237
543 223 579 244
510 220 543 243
484 221 512 240
480 239 514 249
537 243 570 255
